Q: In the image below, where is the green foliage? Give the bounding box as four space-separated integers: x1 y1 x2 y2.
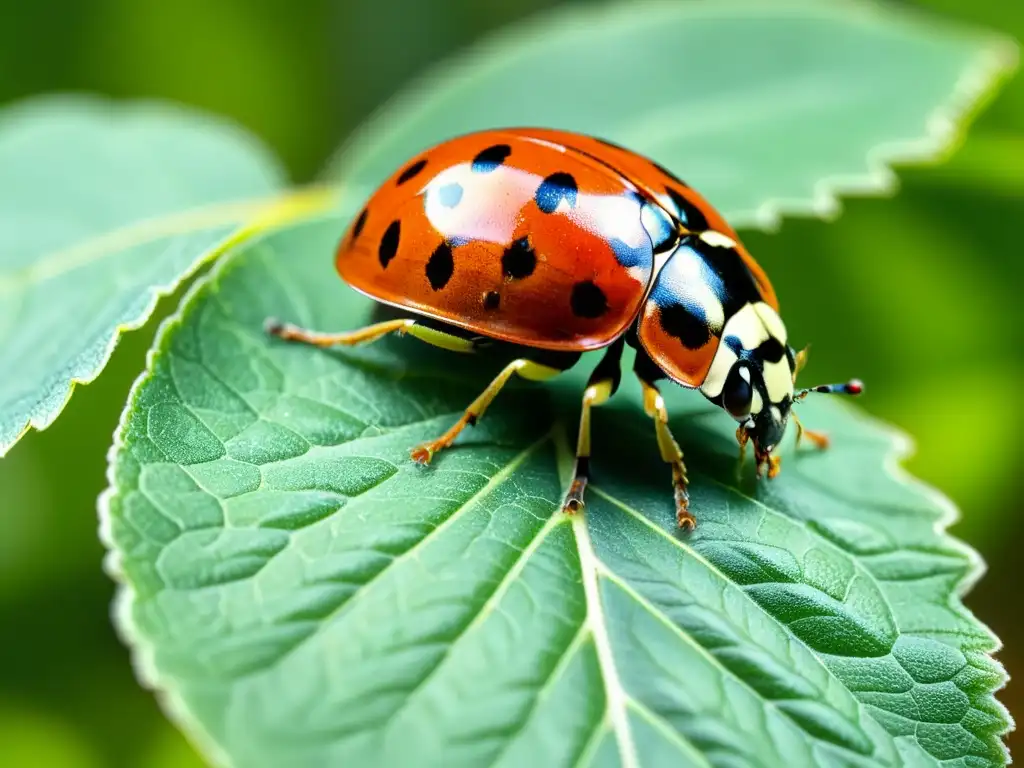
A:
0 0 1016 766
329 0 1014 227
0 96 288 456
102 217 1007 767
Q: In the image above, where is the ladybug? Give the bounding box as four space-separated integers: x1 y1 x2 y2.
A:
266 128 862 529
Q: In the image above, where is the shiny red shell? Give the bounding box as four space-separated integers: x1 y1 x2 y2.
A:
335 128 777 385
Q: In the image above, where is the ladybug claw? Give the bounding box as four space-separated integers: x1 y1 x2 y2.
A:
264 317 285 336
803 430 830 450
669 461 694 530
793 412 830 451
562 478 587 515
410 444 434 465
674 481 695 531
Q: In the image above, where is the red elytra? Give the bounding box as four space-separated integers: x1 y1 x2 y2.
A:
336 128 777 385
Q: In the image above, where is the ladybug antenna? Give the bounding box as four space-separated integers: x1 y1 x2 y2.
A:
794 379 864 402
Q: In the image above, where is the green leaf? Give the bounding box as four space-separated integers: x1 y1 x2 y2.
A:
100 0 1014 765
101 216 1009 767
0 95 301 456
327 0 1016 228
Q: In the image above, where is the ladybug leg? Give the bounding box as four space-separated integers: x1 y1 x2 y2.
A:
264 317 416 347
562 339 625 515
637 378 694 530
793 344 811 381
633 348 693 529
736 426 750 462
264 316 484 353
410 357 563 465
791 410 829 450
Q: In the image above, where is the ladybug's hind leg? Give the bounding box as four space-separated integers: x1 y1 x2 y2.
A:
634 350 693 530
562 338 625 515
264 316 482 353
265 317 416 347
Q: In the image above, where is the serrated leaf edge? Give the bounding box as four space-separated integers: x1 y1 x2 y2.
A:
0 184 341 458
325 0 1018 232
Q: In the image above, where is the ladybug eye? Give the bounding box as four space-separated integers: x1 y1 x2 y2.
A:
723 365 753 419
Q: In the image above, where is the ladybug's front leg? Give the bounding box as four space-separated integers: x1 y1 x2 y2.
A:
791 410 830 450
562 339 624 515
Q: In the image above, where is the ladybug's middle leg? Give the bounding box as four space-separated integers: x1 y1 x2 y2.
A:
562 338 625 515
633 350 693 530
409 356 563 465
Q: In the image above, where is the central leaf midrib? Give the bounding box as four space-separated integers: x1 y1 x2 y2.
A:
572 513 640 768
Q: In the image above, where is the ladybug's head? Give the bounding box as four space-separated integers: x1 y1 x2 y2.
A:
699 302 862 478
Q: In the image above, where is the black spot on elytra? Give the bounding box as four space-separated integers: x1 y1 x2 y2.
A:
501 237 536 279
426 243 454 290
666 188 708 231
570 280 608 319
659 302 711 348
379 220 400 268
536 172 578 214
483 291 500 310
472 144 511 172
397 158 427 185
351 208 368 240
438 182 463 208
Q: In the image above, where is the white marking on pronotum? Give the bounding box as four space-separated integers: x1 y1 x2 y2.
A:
723 303 769 350
699 342 737 399
754 301 787 344
762 358 794 404
700 303 763 399
750 388 764 416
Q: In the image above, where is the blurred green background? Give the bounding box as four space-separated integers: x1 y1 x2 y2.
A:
0 0 1020 765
